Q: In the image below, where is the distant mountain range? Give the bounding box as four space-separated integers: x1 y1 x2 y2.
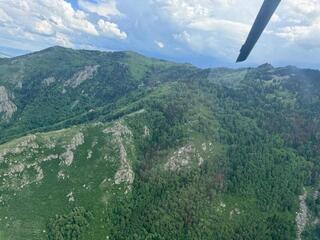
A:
0 52 10 58
0 46 320 240
0 45 30 58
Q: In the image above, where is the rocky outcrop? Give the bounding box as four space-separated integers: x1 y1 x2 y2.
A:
165 145 194 171
0 129 86 192
42 77 56 86
104 122 134 192
60 132 85 166
296 190 308 240
87 150 93 160
66 192 75 202
165 143 209 171
64 65 99 89
0 134 38 163
143 126 150 137
0 134 44 190
0 86 17 121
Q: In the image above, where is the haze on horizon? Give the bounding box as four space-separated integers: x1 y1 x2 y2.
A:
0 0 319 69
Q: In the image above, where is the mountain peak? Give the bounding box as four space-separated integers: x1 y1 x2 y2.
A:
257 63 273 70
37 45 74 54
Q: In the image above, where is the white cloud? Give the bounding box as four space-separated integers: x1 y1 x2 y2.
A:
55 33 74 47
153 0 320 64
0 0 99 38
34 20 55 36
0 0 128 52
271 14 281 23
78 0 122 18
154 0 258 26
188 18 250 38
153 0 259 60
173 31 191 43
98 19 127 39
155 40 165 48
1 0 320 67
275 1 320 38
0 8 12 23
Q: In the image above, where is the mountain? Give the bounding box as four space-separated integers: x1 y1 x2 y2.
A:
0 46 29 58
0 52 10 58
0 46 320 240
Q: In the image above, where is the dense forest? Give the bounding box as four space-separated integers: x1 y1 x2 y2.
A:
0 47 319 239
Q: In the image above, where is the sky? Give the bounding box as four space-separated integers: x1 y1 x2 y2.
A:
0 0 320 69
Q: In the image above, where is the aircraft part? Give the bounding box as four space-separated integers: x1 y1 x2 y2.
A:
237 0 281 62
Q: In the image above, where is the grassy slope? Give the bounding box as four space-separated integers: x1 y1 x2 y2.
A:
0 122 121 239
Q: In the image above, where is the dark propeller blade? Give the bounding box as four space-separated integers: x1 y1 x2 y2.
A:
237 0 281 62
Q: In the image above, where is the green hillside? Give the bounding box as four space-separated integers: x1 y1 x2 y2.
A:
0 47 320 239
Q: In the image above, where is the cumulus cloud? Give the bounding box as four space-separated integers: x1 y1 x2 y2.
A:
98 19 127 39
34 20 55 36
0 0 99 50
0 0 320 67
0 0 127 52
155 40 165 48
173 31 191 43
78 0 122 18
152 0 259 60
152 0 320 65
55 33 74 47
275 1 320 45
0 8 12 23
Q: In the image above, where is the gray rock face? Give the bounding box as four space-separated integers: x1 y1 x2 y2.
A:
0 86 17 121
296 190 308 240
64 65 99 89
60 132 85 166
165 144 194 171
42 77 56 87
104 122 134 193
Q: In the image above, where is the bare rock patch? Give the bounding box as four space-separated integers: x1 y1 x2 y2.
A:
165 145 194 171
60 132 85 166
64 65 99 89
296 190 308 240
104 122 134 192
0 86 17 121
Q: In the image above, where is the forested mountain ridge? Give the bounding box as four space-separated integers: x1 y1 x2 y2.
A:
0 46 320 239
